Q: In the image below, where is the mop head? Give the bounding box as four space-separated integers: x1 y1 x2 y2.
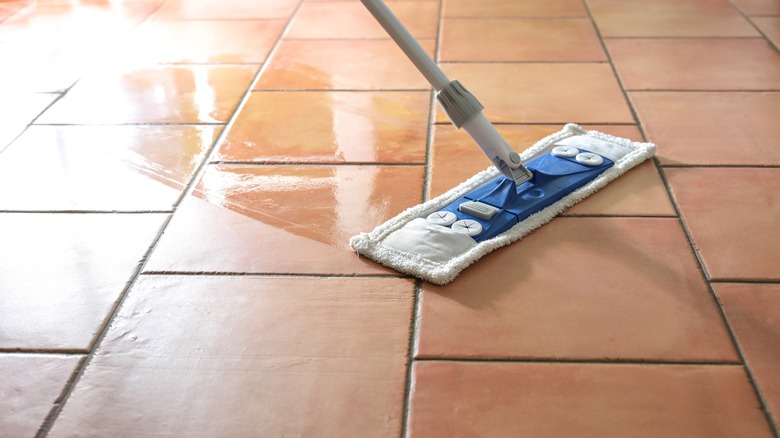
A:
349 124 656 285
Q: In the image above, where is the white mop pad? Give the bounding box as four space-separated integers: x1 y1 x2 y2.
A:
349 124 656 285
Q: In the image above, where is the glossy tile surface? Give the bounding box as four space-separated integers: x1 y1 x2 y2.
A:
717 283 780 424
0 125 217 211
0 213 166 350
157 0 298 19
288 1 438 39
409 361 774 437
665 168 780 280
50 276 413 437
0 354 81 437
256 39 434 90
607 39 780 90
588 0 758 37
216 91 430 163
444 0 587 17
122 20 285 64
37 65 257 124
417 218 736 361
145 165 423 274
436 63 634 123
631 92 780 165
440 18 605 61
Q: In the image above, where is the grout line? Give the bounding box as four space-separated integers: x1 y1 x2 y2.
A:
437 60 611 64
31 122 226 127
414 356 745 366
710 278 780 284
34 1 309 436
602 35 769 40
400 280 423 438
0 349 88 355
659 163 780 169
209 161 427 167
0 210 173 215
141 271 410 279
726 1 780 54
624 89 780 93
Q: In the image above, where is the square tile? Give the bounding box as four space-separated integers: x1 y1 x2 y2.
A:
288 1 438 39
588 0 758 37
0 354 81 438
435 63 635 123
429 124 674 216
444 0 587 17
717 283 780 424
665 168 780 280
417 218 737 361
409 361 774 437
216 91 430 163
0 213 166 350
145 164 424 275
36 65 258 124
440 18 606 62
606 39 780 90
0 92 55 152
156 0 298 19
50 276 413 437
256 39 434 91
730 0 780 16
121 20 285 64
631 92 780 165
0 125 218 211
755 17 780 48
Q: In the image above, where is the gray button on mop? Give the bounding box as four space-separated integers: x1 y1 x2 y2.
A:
575 152 604 166
552 145 579 158
426 211 457 226
458 201 499 220
451 219 483 236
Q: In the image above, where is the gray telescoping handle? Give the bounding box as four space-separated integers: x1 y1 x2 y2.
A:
359 0 533 185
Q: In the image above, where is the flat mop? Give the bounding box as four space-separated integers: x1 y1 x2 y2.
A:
349 0 656 285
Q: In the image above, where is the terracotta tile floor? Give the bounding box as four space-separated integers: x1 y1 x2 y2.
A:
1 0 778 436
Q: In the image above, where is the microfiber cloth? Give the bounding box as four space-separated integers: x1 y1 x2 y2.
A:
349 124 656 285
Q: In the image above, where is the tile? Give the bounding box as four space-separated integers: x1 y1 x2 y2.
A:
717 283 780 424
606 39 780 91
0 92 55 152
435 63 634 124
216 91 430 164
122 20 285 64
0 125 218 211
0 213 166 350
755 17 780 48
50 276 413 437
0 1 28 22
145 164 423 274
588 0 758 37
417 217 737 361
665 168 780 280
0 354 81 438
409 361 774 437
440 18 606 62
256 39 434 90
429 124 644 197
156 0 298 19
288 1 438 39
631 92 780 166
444 0 587 17
731 0 780 16
36 65 257 124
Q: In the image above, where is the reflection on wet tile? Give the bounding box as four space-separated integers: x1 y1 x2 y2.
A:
436 63 634 123
440 18 605 61
409 362 773 437
631 92 780 166
156 0 298 19
0 354 81 438
217 91 430 163
0 213 166 350
607 39 780 90
0 92 55 153
0 125 218 211
443 0 587 17
256 39 434 90
665 168 780 280
588 0 757 37
717 283 780 422
145 164 423 274
122 20 285 64
417 218 737 361
36 65 257 124
288 1 438 39
50 276 412 437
